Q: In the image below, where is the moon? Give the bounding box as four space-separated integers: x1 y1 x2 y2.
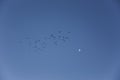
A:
78 49 81 52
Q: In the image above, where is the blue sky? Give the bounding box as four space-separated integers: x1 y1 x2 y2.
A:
0 0 120 80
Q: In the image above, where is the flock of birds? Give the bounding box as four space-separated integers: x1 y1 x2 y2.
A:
21 30 71 52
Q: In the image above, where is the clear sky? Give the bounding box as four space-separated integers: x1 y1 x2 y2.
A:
0 0 120 80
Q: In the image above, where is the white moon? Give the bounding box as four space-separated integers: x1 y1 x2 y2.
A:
78 49 81 52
